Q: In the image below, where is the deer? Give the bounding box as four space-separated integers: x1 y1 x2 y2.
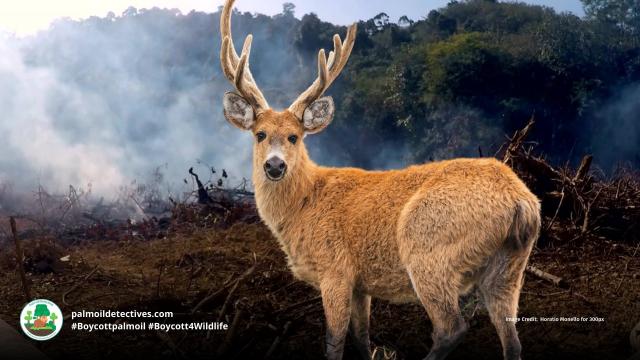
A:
217 1 541 359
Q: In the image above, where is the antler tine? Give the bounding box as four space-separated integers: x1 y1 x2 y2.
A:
220 36 235 83
330 35 342 70
220 0 239 67
327 51 335 69
289 23 358 119
308 49 329 103
328 24 356 81
234 36 252 91
220 0 269 113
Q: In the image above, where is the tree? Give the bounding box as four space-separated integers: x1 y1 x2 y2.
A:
426 10 456 35
282 2 295 17
24 310 33 325
34 304 50 318
373 12 390 30
295 13 337 52
582 0 640 34
398 15 414 27
424 32 508 105
10 0 639 175
122 6 138 17
48 313 58 331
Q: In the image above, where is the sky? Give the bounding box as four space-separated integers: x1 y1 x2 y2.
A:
0 0 585 36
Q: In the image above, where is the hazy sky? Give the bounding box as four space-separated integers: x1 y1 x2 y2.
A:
1 0 585 35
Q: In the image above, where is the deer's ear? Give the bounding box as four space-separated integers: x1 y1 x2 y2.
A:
302 96 334 134
223 92 255 130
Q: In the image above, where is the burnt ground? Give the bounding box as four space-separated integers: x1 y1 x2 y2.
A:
0 219 638 360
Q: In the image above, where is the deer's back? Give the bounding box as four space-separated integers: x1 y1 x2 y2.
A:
280 158 538 301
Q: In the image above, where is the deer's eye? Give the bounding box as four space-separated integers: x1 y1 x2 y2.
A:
288 135 298 144
256 131 266 142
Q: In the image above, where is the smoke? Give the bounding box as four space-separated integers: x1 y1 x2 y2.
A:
0 9 264 199
589 83 640 171
0 37 126 194
0 7 413 206
2 5 635 211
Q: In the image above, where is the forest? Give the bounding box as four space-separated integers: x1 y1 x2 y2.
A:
1 0 638 199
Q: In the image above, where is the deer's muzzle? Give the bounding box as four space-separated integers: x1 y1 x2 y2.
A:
264 156 287 181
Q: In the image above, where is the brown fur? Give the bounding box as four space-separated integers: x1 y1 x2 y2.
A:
242 110 541 360
218 3 540 358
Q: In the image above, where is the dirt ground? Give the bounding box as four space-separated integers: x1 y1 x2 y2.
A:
0 218 638 360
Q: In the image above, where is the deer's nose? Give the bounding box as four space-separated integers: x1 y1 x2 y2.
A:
264 156 287 180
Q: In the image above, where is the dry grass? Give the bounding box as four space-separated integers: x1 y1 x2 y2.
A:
0 217 638 360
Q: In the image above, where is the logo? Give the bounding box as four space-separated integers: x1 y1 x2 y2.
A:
20 299 63 341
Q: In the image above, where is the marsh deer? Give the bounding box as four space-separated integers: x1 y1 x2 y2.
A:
218 1 540 359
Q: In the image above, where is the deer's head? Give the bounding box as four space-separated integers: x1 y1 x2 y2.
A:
219 0 356 182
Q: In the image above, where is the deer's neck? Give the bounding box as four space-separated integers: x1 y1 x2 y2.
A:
253 146 319 232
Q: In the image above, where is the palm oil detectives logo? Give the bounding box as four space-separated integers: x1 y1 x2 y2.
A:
20 299 63 341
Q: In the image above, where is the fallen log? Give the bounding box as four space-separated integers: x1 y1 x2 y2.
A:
526 265 568 288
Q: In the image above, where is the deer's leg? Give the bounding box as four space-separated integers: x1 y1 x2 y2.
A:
479 251 529 360
407 262 468 360
349 290 372 360
320 276 353 360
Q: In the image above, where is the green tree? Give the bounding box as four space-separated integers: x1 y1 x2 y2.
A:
295 13 338 52
23 310 33 326
424 32 509 106
34 304 50 318
426 10 456 35
582 0 640 34
47 313 58 331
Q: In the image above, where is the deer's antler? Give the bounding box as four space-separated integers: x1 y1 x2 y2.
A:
288 23 357 119
220 0 269 114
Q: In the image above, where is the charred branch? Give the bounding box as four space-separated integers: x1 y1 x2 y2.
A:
189 167 213 205
9 217 31 300
502 120 640 246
